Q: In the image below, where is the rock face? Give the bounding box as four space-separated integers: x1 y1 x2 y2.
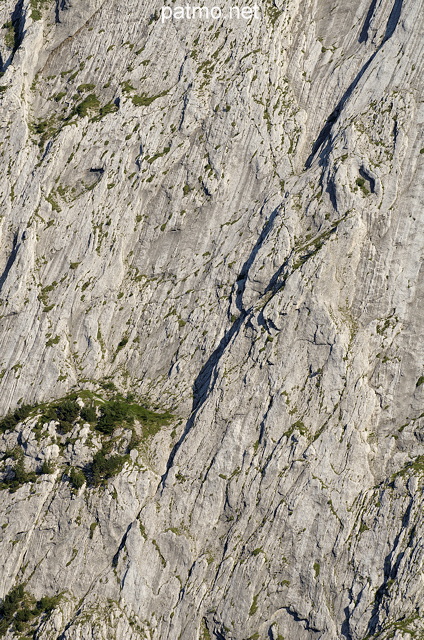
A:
0 0 423 637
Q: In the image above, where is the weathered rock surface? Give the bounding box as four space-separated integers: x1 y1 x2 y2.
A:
0 0 423 637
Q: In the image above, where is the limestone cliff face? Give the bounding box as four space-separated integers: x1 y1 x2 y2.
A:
0 0 423 638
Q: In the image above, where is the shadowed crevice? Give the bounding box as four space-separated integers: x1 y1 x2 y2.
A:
160 204 283 489
359 0 379 42
233 202 281 314
341 604 354 640
1 0 25 72
281 606 321 633
160 312 247 490
112 522 133 568
55 0 61 23
0 232 20 294
383 0 404 42
305 0 404 170
304 51 377 169
366 498 413 635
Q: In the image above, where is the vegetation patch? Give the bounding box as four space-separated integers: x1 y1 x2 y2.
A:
90 448 129 485
355 177 370 196
249 593 259 616
2 20 18 49
45 191 61 212
0 584 61 637
94 101 119 120
66 466 85 489
265 0 281 24
0 449 38 492
30 0 51 21
131 90 168 106
45 335 60 347
291 220 341 271
95 395 173 437
54 398 80 424
390 455 424 482
283 419 308 439
30 115 60 148
30 94 118 149
77 83 96 93
146 147 170 164
74 94 100 117
0 390 174 492
0 405 33 433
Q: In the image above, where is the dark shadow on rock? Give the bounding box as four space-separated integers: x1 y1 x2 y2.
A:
0 232 20 294
341 604 353 639
383 0 404 42
160 312 247 490
304 52 377 169
1 0 25 73
233 202 281 314
359 0 379 42
366 497 413 636
305 0 404 170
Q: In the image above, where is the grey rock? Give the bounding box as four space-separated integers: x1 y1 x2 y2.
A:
0 0 423 638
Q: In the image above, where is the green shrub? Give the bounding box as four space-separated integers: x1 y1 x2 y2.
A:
97 400 131 434
100 380 117 392
95 396 172 436
77 83 95 92
0 584 25 618
355 176 370 195
94 101 119 120
35 595 61 614
249 594 258 616
0 584 40 636
131 93 162 107
75 94 100 117
0 405 33 433
40 460 55 475
32 120 50 135
128 430 141 450
121 81 135 93
0 453 38 492
14 618 26 631
55 399 79 423
41 397 80 431
68 467 85 490
0 584 62 636
131 403 173 432
80 405 97 422
15 607 32 622
117 336 128 350
3 21 16 49
91 449 128 485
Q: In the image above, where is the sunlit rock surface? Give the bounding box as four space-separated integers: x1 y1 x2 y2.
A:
0 0 423 637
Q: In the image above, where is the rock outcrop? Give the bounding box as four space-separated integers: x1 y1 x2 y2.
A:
0 0 423 638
